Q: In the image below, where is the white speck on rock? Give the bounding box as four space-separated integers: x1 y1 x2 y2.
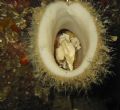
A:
0 39 2 43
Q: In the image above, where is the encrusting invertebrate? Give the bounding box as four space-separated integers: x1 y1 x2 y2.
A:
30 0 111 91
55 30 81 71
